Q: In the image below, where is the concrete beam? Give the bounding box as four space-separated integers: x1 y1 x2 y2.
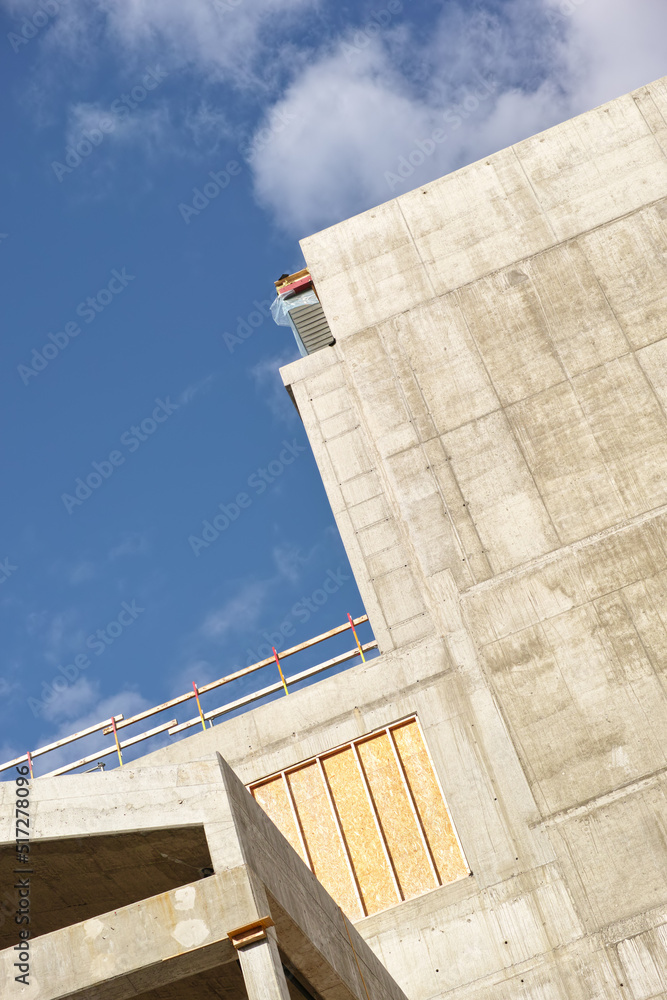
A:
1 868 259 999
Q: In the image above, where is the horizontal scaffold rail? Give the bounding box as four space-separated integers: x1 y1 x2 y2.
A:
0 614 373 779
169 641 378 735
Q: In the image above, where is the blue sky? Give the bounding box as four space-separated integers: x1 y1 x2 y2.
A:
1 0 665 775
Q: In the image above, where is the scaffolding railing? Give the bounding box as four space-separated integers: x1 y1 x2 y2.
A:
0 614 376 779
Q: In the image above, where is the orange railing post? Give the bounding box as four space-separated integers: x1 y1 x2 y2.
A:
347 613 366 663
273 648 289 696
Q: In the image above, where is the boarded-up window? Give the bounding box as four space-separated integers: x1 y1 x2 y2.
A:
249 717 469 919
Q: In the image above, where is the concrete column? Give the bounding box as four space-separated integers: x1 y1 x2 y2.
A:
237 930 291 1000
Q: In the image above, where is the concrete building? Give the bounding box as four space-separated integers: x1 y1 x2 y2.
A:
4 74 667 1000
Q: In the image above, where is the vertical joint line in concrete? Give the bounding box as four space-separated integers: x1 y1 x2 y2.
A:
282 771 314 872
395 197 439 301
510 145 559 244
316 757 367 918
387 725 440 888
340 906 372 1000
351 741 404 905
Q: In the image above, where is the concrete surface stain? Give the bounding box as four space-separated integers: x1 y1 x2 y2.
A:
172 919 210 948
174 886 197 911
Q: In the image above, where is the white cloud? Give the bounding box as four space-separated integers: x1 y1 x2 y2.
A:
0 740 20 773
184 102 234 154
272 542 307 584
33 686 155 772
551 0 667 109
194 535 326 645
38 675 102 723
68 559 97 583
179 372 217 406
8 0 666 238
65 99 171 152
250 350 300 422
249 0 667 234
12 0 315 85
108 531 150 560
25 605 87 667
251 45 439 233
199 580 270 640
3 0 317 168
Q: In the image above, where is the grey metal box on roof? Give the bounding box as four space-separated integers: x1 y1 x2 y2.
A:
289 301 335 355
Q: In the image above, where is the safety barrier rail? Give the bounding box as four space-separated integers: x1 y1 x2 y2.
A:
0 614 376 779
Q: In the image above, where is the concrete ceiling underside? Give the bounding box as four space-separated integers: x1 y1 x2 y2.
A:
0 825 211 950
129 958 311 1000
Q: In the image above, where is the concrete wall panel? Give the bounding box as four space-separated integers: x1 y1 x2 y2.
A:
399 147 556 295
480 601 667 814
457 271 566 407
637 337 667 410
378 296 499 434
507 381 626 544
443 410 559 573
525 242 629 378
514 94 667 242
580 203 667 350
549 779 667 931
615 923 667 1000
125 76 667 1000
573 356 667 516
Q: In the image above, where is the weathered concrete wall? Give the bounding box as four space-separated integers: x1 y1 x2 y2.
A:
135 77 667 1000
1 756 408 1000
135 635 585 998
273 76 667 1000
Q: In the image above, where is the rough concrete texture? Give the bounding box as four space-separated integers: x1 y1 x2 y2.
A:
0 825 212 949
0 755 409 1000
130 76 667 1000
274 76 667 1000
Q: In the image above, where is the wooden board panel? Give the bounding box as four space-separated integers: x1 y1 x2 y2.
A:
252 778 306 864
357 733 435 899
392 721 468 885
250 717 468 920
323 748 398 915
287 763 363 919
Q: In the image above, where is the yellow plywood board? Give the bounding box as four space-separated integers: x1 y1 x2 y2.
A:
392 721 469 885
357 733 435 900
288 763 363 919
323 748 398 915
252 778 306 864
250 718 467 920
